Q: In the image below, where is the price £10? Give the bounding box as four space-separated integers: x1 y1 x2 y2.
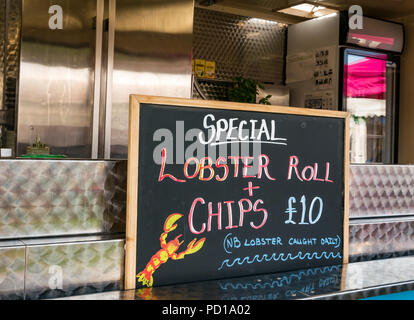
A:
285 196 323 225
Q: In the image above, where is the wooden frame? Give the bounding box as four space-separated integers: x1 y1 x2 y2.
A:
125 94 350 290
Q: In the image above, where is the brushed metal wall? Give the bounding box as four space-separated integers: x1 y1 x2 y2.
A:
16 0 194 159
109 0 194 158
17 0 97 158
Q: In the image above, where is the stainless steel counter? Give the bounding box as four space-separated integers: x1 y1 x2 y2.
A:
55 255 414 300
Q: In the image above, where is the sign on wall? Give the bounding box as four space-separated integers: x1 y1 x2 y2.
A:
125 95 350 289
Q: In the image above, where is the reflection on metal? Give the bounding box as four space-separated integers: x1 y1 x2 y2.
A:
52 256 414 300
17 0 97 158
0 241 25 300
0 159 127 239
349 165 414 218
23 236 124 300
57 264 343 300
25 134 50 155
349 218 414 263
337 256 414 300
110 0 194 158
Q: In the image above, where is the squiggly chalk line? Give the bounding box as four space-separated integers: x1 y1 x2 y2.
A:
218 251 342 271
218 265 340 290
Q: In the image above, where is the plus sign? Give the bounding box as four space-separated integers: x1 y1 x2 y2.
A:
243 181 260 197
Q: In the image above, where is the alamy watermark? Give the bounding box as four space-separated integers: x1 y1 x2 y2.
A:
151 115 288 177
48 5 63 30
349 5 363 30
48 265 63 290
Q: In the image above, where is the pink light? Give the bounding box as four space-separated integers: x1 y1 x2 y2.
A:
345 57 386 99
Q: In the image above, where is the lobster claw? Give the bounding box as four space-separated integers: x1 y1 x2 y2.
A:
186 238 206 255
163 213 183 233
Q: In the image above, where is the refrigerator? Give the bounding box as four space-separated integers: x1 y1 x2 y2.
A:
286 11 404 164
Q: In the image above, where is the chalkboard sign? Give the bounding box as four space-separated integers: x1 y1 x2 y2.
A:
125 95 350 290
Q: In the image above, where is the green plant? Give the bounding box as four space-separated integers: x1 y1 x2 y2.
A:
227 76 272 105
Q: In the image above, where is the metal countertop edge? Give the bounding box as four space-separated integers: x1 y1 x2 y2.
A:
301 280 414 300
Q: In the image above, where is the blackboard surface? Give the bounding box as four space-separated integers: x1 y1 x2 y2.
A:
125 96 349 290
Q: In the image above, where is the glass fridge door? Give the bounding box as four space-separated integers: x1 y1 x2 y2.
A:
343 48 397 164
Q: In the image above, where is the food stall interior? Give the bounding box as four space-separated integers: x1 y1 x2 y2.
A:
1 0 414 299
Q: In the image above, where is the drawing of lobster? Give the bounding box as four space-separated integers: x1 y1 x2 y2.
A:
137 213 206 287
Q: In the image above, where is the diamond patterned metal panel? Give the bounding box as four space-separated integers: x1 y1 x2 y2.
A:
193 7 287 84
0 241 25 300
349 220 414 262
193 79 233 101
349 165 414 218
24 237 125 300
0 160 127 239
